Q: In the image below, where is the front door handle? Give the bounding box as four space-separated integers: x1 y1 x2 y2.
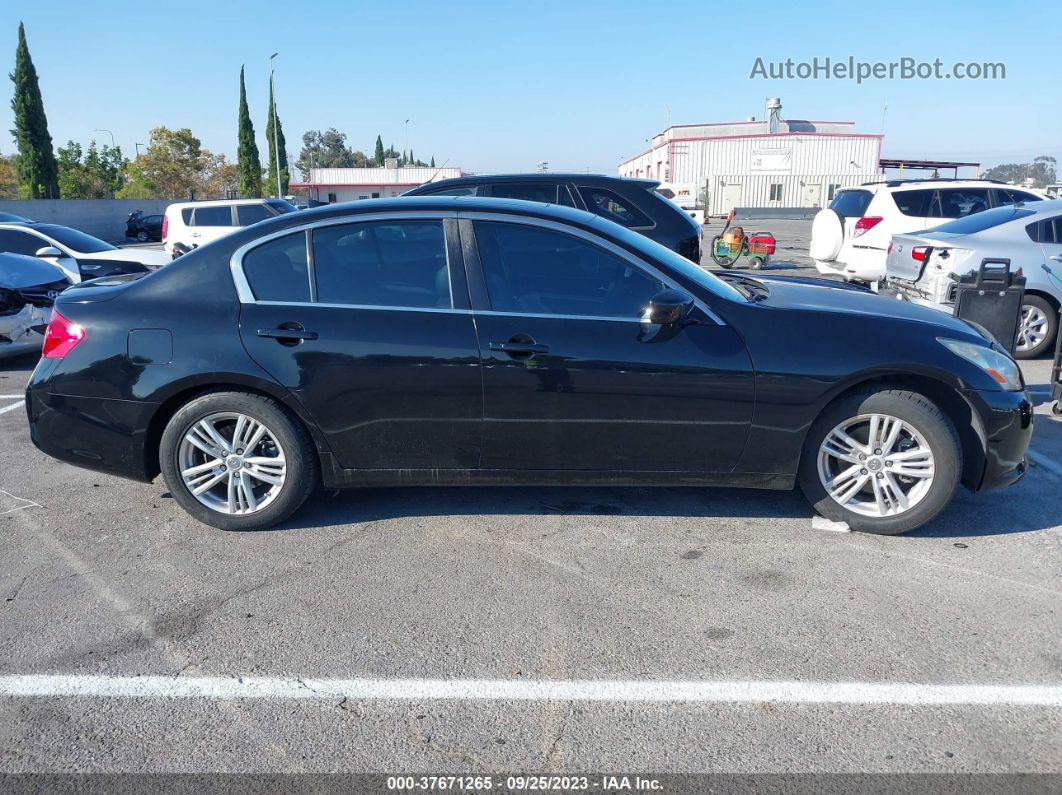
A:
258 327 319 341
1050 255 1062 262
489 340 549 356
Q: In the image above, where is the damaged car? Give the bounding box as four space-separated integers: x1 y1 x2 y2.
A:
0 252 70 359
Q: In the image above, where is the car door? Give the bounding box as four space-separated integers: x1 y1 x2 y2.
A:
235 212 483 471
1032 215 1062 272
461 215 755 473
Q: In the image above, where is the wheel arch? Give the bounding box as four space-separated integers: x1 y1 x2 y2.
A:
803 371 987 491
142 375 331 481
1025 287 1060 312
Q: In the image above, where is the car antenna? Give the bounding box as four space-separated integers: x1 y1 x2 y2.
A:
425 158 451 184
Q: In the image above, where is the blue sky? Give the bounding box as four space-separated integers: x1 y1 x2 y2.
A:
2 0 1057 176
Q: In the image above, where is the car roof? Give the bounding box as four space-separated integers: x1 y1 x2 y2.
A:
276 195 599 225
166 198 280 209
410 173 660 191
0 222 66 232
858 178 1013 190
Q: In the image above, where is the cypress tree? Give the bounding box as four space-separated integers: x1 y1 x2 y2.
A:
10 22 59 198
409 149 415 166
430 156 435 168
236 67 262 198
264 76 288 196
374 135 385 167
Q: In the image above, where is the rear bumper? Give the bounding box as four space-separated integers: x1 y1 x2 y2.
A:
26 381 158 482
815 244 887 283
964 387 1033 491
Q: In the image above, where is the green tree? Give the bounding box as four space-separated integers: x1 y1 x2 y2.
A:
264 76 288 197
430 156 435 168
295 128 370 177
236 66 262 198
9 22 58 198
117 127 216 199
57 139 125 198
983 156 1057 188
374 135 385 167
0 151 18 199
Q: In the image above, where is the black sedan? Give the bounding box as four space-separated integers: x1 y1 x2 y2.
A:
26 197 1032 534
125 211 164 243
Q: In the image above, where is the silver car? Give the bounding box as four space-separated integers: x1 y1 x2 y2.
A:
885 200 1062 358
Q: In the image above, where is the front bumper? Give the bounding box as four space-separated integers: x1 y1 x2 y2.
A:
964 387 1033 491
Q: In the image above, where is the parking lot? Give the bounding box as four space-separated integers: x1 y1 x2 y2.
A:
1 266 1061 777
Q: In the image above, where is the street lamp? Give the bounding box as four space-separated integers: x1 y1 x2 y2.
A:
135 142 146 158
269 52 282 199
404 119 410 164
94 128 116 148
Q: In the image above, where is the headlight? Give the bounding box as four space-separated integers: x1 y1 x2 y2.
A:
938 338 1023 391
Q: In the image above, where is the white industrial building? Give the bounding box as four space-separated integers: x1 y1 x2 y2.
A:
289 163 462 204
618 99 882 215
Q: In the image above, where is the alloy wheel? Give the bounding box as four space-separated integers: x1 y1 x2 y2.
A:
1015 304 1049 353
816 413 935 518
177 412 287 515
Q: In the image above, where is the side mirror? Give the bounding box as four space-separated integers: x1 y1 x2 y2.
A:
35 246 63 259
644 288 695 325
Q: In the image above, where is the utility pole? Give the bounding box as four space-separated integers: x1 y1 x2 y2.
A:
94 128 116 148
135 142 145 158
270 52 282 199
404 119 410 164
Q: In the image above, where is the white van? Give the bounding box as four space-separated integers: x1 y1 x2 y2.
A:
162 198 297 255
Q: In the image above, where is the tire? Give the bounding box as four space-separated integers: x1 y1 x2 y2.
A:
798 387 961 535
159 391 318 531
136 230 149 242
1013 295 1057 359
749 257 764 270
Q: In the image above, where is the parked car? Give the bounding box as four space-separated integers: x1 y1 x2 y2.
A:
0 252 69 359
126 211 164 242
0 222 170 283
27 197 1031 535
886 200 1062 358
163 198 297 256
405 173 702 262
0 212 33 223
811 179 1043 284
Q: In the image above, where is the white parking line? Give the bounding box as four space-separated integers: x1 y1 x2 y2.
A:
0 400 25 415
0 394 25 399
1 675 1060 707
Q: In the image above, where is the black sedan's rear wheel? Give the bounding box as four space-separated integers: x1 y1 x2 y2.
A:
136 229 149 242
159 391 317 530
798 388 961 535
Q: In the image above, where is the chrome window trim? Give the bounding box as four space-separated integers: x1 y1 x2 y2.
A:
229 210 458 304
457 211 724 325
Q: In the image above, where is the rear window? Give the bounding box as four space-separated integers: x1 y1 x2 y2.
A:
192 206 233 226
891 189 935 217
577 186 653 228
930 206 1035 235
828 190 872 217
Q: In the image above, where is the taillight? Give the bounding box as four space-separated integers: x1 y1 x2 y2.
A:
41 310 85 359
911 246 928 262
161 214 169 240
853 216 883 238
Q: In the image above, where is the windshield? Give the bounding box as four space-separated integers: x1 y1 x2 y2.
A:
600 221 746 303
266 200 297 214
929 206 1036 235
36 224 116 253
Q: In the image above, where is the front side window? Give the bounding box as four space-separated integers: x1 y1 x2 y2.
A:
0 229 48 256
192 206 234 226
933 188 990 219
312 220 449 308
242 232 310 302
474 221 663 318
577 186 653 228
237 204 273 226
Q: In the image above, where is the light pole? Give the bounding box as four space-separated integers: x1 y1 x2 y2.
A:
269 52 282 198
135 142 146 158
94 128 116 149
404 119 410 164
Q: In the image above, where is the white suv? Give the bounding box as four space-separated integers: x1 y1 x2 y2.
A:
810 180 1043 284
163 198 297 256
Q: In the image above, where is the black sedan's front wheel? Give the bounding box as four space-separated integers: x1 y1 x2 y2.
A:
798 388 961 535
159 391 317 530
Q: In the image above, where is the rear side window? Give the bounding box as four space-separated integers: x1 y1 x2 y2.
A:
827 190 872 217
192 206 233 226
488 183 559 203
931 206 1035 235
242 232 310 302
181 208 192 224
311 221 449 308
932 188 990 219
1026 217 1062 244
420 186 477 197
891 189 935 217
577 186 653 228
236 204 273 226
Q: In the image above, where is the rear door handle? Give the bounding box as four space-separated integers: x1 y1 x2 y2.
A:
489 341 549 355
1050 255 1062 262
258 328 319 341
